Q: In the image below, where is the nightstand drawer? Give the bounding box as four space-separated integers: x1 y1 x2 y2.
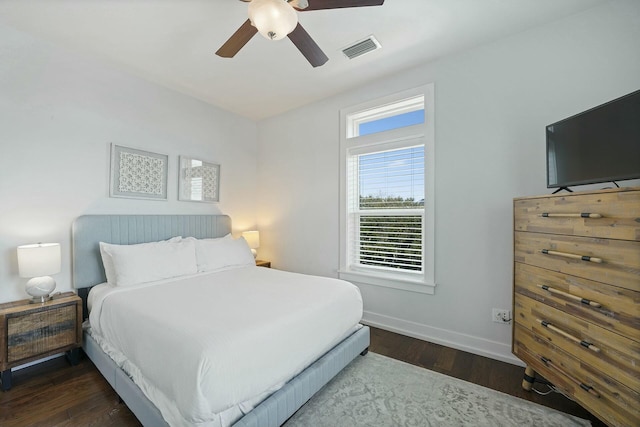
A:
7 304 77 364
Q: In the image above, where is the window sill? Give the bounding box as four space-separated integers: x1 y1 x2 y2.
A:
338 270 435 295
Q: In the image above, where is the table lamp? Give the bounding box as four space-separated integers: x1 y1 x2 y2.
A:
242 231 260 258
17 243 61 303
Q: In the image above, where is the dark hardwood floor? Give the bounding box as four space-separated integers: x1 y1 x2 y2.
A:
0 326 605 426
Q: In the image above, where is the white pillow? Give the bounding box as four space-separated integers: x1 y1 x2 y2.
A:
99 237 197 287
100 236 182 285
182 233 231 242
195 236 255 272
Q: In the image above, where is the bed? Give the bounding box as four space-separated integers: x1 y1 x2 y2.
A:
72 214 369 427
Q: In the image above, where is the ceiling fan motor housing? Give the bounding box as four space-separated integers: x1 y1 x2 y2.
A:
248 0 298 41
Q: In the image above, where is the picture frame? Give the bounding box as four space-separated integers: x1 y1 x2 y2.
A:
178 156 220 203
109 144 168 200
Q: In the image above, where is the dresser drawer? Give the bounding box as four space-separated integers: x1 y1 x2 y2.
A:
514 189 640 241
514 263 640 340
514 294 640 391
514 324 640 427
515 231 640 291
6 304 77 364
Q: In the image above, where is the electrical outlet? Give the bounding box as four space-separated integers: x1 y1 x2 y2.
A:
492 308 511 324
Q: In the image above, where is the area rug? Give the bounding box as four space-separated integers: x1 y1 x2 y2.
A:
284 352 590 427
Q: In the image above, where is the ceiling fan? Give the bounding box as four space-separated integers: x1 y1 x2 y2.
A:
216 0 385 67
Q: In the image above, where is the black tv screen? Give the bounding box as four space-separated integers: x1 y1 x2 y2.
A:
546 89 640 189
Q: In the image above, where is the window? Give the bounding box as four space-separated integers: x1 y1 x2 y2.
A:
349 145 424 272
339 85 435 294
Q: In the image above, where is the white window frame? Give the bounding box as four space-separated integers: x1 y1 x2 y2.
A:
339 84 436 294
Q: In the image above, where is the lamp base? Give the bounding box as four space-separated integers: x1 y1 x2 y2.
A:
25 276 56 304
30 295 53 304
251 248 257 259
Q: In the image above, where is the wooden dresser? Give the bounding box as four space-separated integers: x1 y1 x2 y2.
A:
513 186 639 427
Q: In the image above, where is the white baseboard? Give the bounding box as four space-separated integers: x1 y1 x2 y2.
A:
362 310 525 367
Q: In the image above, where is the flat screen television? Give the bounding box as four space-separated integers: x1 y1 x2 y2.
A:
546 89 640 190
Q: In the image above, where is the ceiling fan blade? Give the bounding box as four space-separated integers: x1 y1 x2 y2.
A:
287 23 329 67
299 0 384 11
216 19 258 58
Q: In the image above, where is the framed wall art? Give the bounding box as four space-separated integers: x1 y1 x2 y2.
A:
178 156 220 203
110 144 168 200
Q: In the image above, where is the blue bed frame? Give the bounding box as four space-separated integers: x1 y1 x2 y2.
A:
72 215 369 427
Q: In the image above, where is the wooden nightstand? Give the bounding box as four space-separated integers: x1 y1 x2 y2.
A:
0 292 82 391
255 259 271 268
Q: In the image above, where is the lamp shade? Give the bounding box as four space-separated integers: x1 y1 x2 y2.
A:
17 243 61 278
242 231 260 249
248 0 298 41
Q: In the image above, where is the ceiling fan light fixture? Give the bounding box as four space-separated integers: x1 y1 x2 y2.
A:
248 0 298 41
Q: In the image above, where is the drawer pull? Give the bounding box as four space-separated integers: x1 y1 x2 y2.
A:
541 249 603 264
538 319 601 353
540 212 603 218
539 285 602 308
540 356 600 398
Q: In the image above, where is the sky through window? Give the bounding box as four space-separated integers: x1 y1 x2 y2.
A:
357 110 425 205
358 109 425 136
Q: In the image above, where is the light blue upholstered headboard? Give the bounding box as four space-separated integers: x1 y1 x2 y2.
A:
72 215 232 290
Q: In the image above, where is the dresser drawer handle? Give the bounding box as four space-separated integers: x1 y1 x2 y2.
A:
540 356 601 398
538 319 601 353
541 249 603 264
539 285 602 308
540 212 603 218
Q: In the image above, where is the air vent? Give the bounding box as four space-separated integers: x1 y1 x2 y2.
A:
342 35 381 60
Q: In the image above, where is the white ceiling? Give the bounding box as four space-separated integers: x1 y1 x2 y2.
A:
0 0 607 120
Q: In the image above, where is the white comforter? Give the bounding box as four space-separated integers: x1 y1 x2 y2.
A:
88 266 363 427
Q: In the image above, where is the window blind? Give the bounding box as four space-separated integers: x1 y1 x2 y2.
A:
348 145 425 272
